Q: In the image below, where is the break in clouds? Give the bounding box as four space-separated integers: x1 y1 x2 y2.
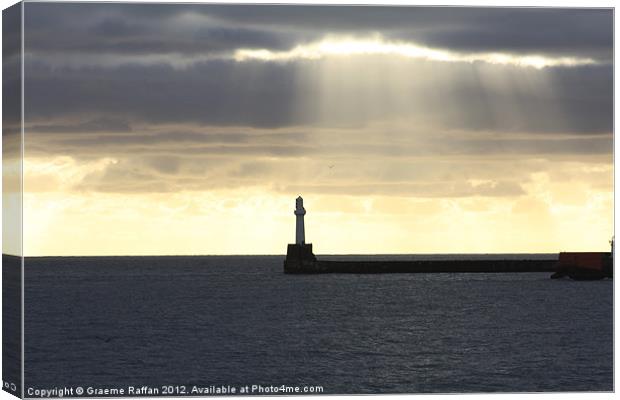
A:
21 4 613 198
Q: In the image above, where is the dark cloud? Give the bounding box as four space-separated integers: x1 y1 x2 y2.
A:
3 3 22 156
41 130 311 149
24 121 612 161
211 6 612 61
24 58 612 134
3 3 21 60
24 4 612 62
24 60 307 128
24 3 300 57
22 3 613 136
388 8 612 62
30 117 133 133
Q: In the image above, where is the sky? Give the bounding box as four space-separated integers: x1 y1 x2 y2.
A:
14 3 614 256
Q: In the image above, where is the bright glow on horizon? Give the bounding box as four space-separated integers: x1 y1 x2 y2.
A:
22 155 613 256
234 35 598 69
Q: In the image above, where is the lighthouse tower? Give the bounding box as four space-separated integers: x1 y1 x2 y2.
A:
295 196 306 244
284 196 317 273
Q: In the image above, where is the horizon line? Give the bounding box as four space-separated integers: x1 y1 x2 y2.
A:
2 251 580 258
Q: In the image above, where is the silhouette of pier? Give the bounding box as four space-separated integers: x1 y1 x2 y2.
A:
283 244 557 274
283 196 557 274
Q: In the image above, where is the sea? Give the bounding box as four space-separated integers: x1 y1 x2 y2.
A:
23 255 613 395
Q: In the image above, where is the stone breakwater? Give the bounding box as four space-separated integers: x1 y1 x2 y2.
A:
283 244 558 274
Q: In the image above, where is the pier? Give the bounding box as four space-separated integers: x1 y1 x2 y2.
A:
283 243 557 274
283 197 558 274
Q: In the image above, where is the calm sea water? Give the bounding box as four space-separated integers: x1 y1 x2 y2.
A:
24 255 613 394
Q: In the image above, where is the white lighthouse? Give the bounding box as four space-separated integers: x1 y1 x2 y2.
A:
294 196 306 245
